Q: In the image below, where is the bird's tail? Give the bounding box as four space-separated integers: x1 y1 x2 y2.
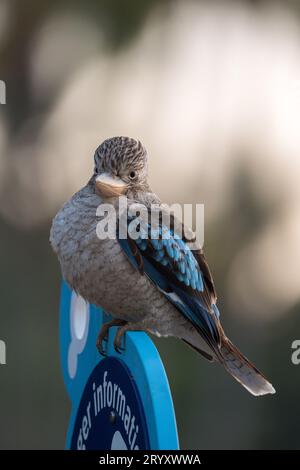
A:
220 336 275 396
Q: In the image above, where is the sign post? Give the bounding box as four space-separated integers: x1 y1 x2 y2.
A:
60 281 179 450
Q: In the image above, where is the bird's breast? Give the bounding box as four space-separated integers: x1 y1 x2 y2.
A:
50 191 188 333
50 195 153 321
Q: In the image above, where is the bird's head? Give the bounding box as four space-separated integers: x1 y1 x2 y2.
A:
92 136 149 199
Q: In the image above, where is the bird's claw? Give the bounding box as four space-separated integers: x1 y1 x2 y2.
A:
96 319 127 356
113 338 125 354
96 329 109 356
98 348 107 357
96 339 107 356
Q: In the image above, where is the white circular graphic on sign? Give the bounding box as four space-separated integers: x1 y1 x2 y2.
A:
72 294 88 340
68 291 90 379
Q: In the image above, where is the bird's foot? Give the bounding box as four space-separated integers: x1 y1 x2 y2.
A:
96 319 127 356
113 322 147 354
113 326 127 354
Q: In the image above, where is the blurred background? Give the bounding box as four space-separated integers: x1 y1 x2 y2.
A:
0 0 300 449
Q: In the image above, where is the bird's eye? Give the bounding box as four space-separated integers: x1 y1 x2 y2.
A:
94 167 98 174
129 171 136 179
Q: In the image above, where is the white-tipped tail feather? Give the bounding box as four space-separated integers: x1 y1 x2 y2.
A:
220 337 276 396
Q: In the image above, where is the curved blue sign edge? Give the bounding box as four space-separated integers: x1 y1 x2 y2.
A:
59 281 179 450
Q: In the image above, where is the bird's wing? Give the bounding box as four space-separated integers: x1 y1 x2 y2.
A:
117 209 222 357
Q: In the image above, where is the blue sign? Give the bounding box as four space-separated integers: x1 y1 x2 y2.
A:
60 281 179 450
70 357 149 450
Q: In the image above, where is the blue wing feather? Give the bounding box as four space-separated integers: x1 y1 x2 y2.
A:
117 216 221 351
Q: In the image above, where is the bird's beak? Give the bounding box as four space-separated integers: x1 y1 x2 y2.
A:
95 173 128 198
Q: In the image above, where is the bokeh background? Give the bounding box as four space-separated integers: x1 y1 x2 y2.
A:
0 0 300 449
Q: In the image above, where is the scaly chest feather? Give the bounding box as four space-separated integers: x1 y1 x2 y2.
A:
50 186 186 330
50 189 150 320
